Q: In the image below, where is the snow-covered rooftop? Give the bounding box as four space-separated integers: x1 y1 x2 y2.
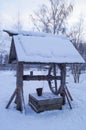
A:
10 34 85 63
4 30 53 37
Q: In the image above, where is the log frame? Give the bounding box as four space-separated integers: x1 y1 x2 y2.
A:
6 62 73 111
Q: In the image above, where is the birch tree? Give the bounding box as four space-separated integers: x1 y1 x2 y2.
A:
30 0 73 34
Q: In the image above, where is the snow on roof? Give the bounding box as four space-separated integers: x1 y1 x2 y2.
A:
4 30 53 37
11 34 85 63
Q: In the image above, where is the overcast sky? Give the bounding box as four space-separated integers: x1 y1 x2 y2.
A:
0 0 86 30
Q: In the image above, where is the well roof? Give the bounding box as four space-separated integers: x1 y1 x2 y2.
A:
9 33 85 64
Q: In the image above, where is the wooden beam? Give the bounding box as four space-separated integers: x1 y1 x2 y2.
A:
6 89 16 109
23 75 61 81
48 65 53 75
16 62 24 111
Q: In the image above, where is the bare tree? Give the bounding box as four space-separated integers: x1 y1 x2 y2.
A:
30 0 73 34
68 18 85 83
0 32 10 64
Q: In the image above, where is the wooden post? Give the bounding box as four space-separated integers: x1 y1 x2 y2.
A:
60 64 66 87
16 62 23 111
5 62 24 111
53 64 58 92
59 64 66 104
59 64 72 109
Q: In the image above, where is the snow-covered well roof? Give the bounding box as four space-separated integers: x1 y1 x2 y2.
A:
4 30 52 37
9 33 85 64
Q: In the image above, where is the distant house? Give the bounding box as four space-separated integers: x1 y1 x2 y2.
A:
4 30 85 112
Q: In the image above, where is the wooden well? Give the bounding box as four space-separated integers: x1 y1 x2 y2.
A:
5 30 84 112
29 93 63 113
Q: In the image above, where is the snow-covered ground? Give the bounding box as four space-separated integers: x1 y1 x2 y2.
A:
0 70 86 130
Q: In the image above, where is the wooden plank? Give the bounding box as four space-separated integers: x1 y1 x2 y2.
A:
23 75 61 81
38 103 62 112
29 94 62 106
29 102 43 113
